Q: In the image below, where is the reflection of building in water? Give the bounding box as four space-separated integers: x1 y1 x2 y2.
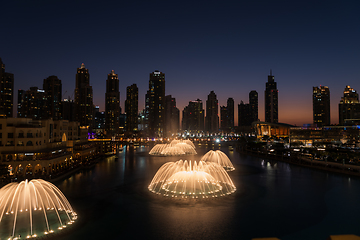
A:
253 121 293 139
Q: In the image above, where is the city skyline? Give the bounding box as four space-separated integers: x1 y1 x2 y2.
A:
1 1 359 126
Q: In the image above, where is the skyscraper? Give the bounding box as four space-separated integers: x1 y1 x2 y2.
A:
313 86 330 127
105 70 120 136
0 58 14 117
147 71 165 137
249 90 258 122
43 75 62 120
182 99 204 131
339 85 360 125
265 70 278 123
18 87 48 120
75 63 93 129
125 84 138 133
220 98 234 132
238 101 251 127
164 95 179 137
205 91 219 132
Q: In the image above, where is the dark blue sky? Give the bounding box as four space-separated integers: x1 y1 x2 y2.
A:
1 0 359 125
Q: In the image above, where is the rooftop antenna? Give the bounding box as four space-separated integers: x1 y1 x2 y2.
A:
270 69 272 76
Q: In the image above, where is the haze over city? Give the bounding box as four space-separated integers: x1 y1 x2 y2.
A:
1 0 360 126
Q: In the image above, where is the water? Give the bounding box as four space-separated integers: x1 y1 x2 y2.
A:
56 144 360 240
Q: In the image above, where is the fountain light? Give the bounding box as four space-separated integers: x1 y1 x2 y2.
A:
201 150 235 171
149 160 236 198
0 179 77 239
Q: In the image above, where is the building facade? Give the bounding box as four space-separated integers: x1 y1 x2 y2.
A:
205 91 219 132
0 58 14 117
75 63 93 129
313 86 330 127
43 75 62 120
125 84 138 133
182 99 204 131
265 70 278 123
147 71 165 137
164 95 179 137
105 70 120 136
339 85 360 125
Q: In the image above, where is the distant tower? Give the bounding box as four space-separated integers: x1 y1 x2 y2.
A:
265 70 278 123
313 86 330 127
43 75 62 120
205 91 219 132
182 99 204 131
105 70 120 136
125 84 138 133
20 87 48 120
164 95 180 137
75 63 93 129
339 85 360 125
238 101 251 126
220 106 228 130
249 90 258 122
0 58 14 117
227 98 234 131
147 70 165 137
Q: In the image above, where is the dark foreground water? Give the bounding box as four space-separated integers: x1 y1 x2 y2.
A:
56 144 360 240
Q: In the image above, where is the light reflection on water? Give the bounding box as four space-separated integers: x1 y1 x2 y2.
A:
56 144 360 240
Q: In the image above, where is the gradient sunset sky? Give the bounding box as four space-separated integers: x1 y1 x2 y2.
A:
1 0 359 126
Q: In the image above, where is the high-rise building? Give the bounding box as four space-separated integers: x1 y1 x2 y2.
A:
339 85 360 125
18 87 48 120
220 106 228 130
265 70 278 123
249 90 258 122
61 98 75 122
164 95 179 136
147 71 165 137
105 70 120 136
75 63 93 129
238 101 251 127
313 86 330 127
220 98 234 132
205 91 219 132
125 84 138 133
0 58 14 117
238 91 258 128
17 89 25 118
182 99 204 131
43 75 62 120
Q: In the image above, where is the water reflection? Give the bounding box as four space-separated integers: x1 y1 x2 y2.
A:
54 144 360 240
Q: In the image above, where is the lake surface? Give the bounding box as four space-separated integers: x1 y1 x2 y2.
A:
56 144 360 240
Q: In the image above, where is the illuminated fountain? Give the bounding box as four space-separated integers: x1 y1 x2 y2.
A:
161 146 186 156
149 144 170 155
170 139 195 149
0 179 77 239
148 160 236 198
201 150 235 171
149 140 196 156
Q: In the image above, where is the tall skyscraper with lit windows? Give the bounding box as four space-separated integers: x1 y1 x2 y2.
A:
339 85 360 125
43 75 62 120
182 99 204 131
147 70 165 137
265 70 278 123
0 58 14 117
105 70 120 136
125 84 138 133
75 63 93 129
205 91 219 132
313 86 330 127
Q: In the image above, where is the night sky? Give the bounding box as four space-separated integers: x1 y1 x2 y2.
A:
1 0 359 126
